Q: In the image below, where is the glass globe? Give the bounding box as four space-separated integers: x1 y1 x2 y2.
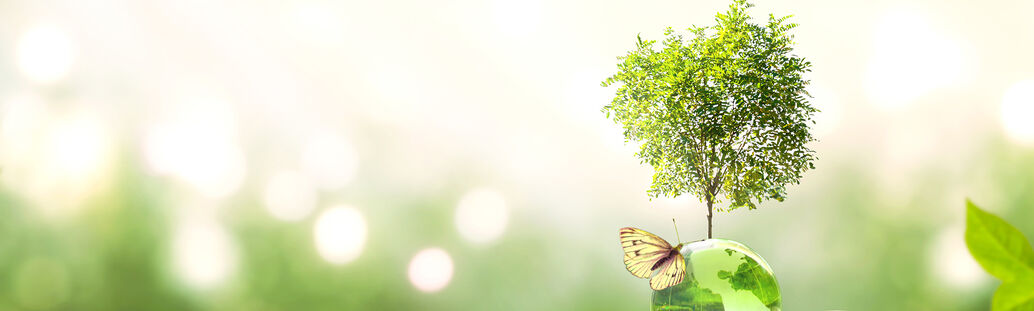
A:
651 239 781 311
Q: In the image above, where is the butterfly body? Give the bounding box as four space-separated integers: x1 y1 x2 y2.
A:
619 227 687 290
649 245 684 271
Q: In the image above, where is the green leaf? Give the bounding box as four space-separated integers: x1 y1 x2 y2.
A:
964 200 1034 282
992 281 1034 311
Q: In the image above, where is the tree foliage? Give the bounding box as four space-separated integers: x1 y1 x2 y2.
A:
602 0 816 212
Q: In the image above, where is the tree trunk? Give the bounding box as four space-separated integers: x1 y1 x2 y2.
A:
706 195 713 239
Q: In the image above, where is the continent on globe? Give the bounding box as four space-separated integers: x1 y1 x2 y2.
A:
652 239 781 311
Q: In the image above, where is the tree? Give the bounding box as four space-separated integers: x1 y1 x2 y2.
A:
602 0 816 239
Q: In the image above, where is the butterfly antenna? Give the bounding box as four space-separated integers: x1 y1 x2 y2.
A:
672 218 681 244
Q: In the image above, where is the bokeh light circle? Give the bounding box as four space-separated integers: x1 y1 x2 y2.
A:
407 248 454 293
263 169 317 221
1001 80 1034 145
0 99 113 214
313 206 367 264
29 111 114 213
47 113 111 182
172 215 237 289
143 97 246 198
454 187 509 244
929 227 988 289
865 9 965 109
16 24 75 84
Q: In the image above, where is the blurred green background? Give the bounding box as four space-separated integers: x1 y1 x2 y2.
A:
1 0 1033 310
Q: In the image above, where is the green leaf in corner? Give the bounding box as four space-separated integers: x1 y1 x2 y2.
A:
964 200 1034 282
992 281 1034 311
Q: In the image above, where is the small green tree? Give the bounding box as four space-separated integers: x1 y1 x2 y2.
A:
603 0 816 238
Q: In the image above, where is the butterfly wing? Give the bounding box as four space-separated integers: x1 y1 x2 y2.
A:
620 227 674 278
649 252 686 290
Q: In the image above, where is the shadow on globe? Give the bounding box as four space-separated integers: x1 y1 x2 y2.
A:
652 239 780 311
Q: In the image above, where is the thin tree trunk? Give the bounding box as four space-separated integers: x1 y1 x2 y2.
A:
706 195 713 239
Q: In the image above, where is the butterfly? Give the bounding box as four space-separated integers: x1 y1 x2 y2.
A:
619 220 686 290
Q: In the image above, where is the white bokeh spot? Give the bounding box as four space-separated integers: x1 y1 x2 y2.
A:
1000 80 1034 145
408 248 454 293
144 97 246 198
865 8 966 109
929 227 989 289
3 107 114 214
47 113 111 181
16 24 75 84
172 212 237 289
455 187 509 244
313 206 367 264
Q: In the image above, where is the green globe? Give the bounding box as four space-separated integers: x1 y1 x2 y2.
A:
652 239 780 311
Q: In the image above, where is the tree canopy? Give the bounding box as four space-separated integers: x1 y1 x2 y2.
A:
602 0 816 219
